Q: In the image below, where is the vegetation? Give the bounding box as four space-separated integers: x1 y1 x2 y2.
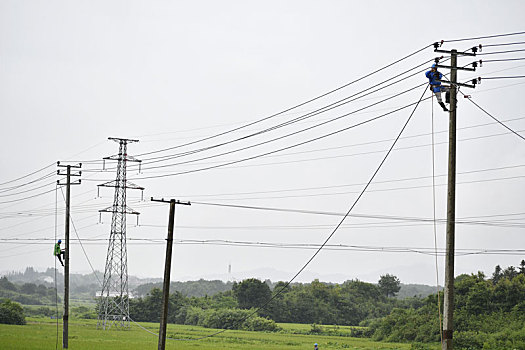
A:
3 261 524 348
0 317 426 349
0 276 59 305
369 262 525 349
0 298 26 325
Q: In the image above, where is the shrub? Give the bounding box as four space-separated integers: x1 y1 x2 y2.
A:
0 299 26 325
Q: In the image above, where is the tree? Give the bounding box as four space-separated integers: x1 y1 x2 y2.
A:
232 278 271 310
0 299 26 325
0 277 17 291
519 260 525 275
503 266 518 280
492 265 503 285
378 274 401 298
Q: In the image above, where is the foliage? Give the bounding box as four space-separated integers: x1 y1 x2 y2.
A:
0 299 26 325
232 278 272 310
134 279 233 298
369 262 525 348
0 276 60 305
378 274 401 297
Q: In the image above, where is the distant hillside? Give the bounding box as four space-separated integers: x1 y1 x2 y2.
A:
396 283 440 299
3 267 440 301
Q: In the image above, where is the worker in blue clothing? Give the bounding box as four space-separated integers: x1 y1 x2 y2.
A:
425 64 450 112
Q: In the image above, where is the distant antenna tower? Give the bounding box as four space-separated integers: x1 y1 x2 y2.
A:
97 137 144 329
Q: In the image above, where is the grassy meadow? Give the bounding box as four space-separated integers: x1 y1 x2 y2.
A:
0 317 440 349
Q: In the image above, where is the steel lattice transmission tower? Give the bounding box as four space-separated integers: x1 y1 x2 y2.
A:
97 137 143 329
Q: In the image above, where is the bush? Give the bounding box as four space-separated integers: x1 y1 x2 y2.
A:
0 299 26 325
185 307 279 332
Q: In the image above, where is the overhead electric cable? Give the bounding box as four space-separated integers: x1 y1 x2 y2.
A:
134 44 434 159
132 60 435 166
478 49 525 56
482 41 525 47
0 163 55 187
442 31 525 43
481 75 525 80
462 93 525 142
128 94 431 180
0 171 56 193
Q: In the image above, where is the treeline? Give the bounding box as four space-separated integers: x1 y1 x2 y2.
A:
0 276 59 305
129 288 277 331
369 262 525 349
133 279 233 298
129 275 413 331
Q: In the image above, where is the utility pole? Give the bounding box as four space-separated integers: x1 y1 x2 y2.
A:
434 43 478 350
57 162 81 349
151 198 191 350
98 137 144 330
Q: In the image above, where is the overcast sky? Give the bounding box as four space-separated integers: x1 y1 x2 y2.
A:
1 0 524 286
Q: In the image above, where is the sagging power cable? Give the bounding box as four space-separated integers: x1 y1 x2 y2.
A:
133 44 434 159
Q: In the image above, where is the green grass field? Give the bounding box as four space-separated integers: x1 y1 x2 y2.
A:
0 318 440 349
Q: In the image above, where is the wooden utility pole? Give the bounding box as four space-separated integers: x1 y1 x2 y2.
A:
151 198 191 350
57 162 81 349
434 45 477 350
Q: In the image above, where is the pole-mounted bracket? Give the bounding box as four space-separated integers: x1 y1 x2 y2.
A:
435 49 476 57
436 64 476 72
151 197 191 206
436 79 477 89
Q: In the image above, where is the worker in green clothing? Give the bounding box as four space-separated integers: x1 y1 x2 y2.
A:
54 239 65 267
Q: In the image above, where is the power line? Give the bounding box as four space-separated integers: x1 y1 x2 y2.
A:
478 48 525 56
443 31 525 43
0 171 56 194
0 163 55 188
133 44 434 159
482 57 525 63
124 95 431 181
133 60 434 166
462 93 525 142
482 41 525 47
481 75 525 80
90 60 435 175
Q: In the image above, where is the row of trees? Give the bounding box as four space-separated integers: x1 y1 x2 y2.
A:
0 276 59 305
128 275 409 329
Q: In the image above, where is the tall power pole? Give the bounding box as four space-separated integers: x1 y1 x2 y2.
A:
150 198 191 350
57 162 81 349
97 137 143 330
434 44 478 350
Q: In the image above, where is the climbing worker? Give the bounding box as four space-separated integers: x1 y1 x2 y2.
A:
425 64 450 112
54 239 65 267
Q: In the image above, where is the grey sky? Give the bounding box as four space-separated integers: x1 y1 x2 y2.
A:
1 0 524 286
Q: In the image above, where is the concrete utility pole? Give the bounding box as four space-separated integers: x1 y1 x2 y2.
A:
434 44 478 350
151 198 191 350
57 162 81 349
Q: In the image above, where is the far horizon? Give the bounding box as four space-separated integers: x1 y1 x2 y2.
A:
3 261 512 287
